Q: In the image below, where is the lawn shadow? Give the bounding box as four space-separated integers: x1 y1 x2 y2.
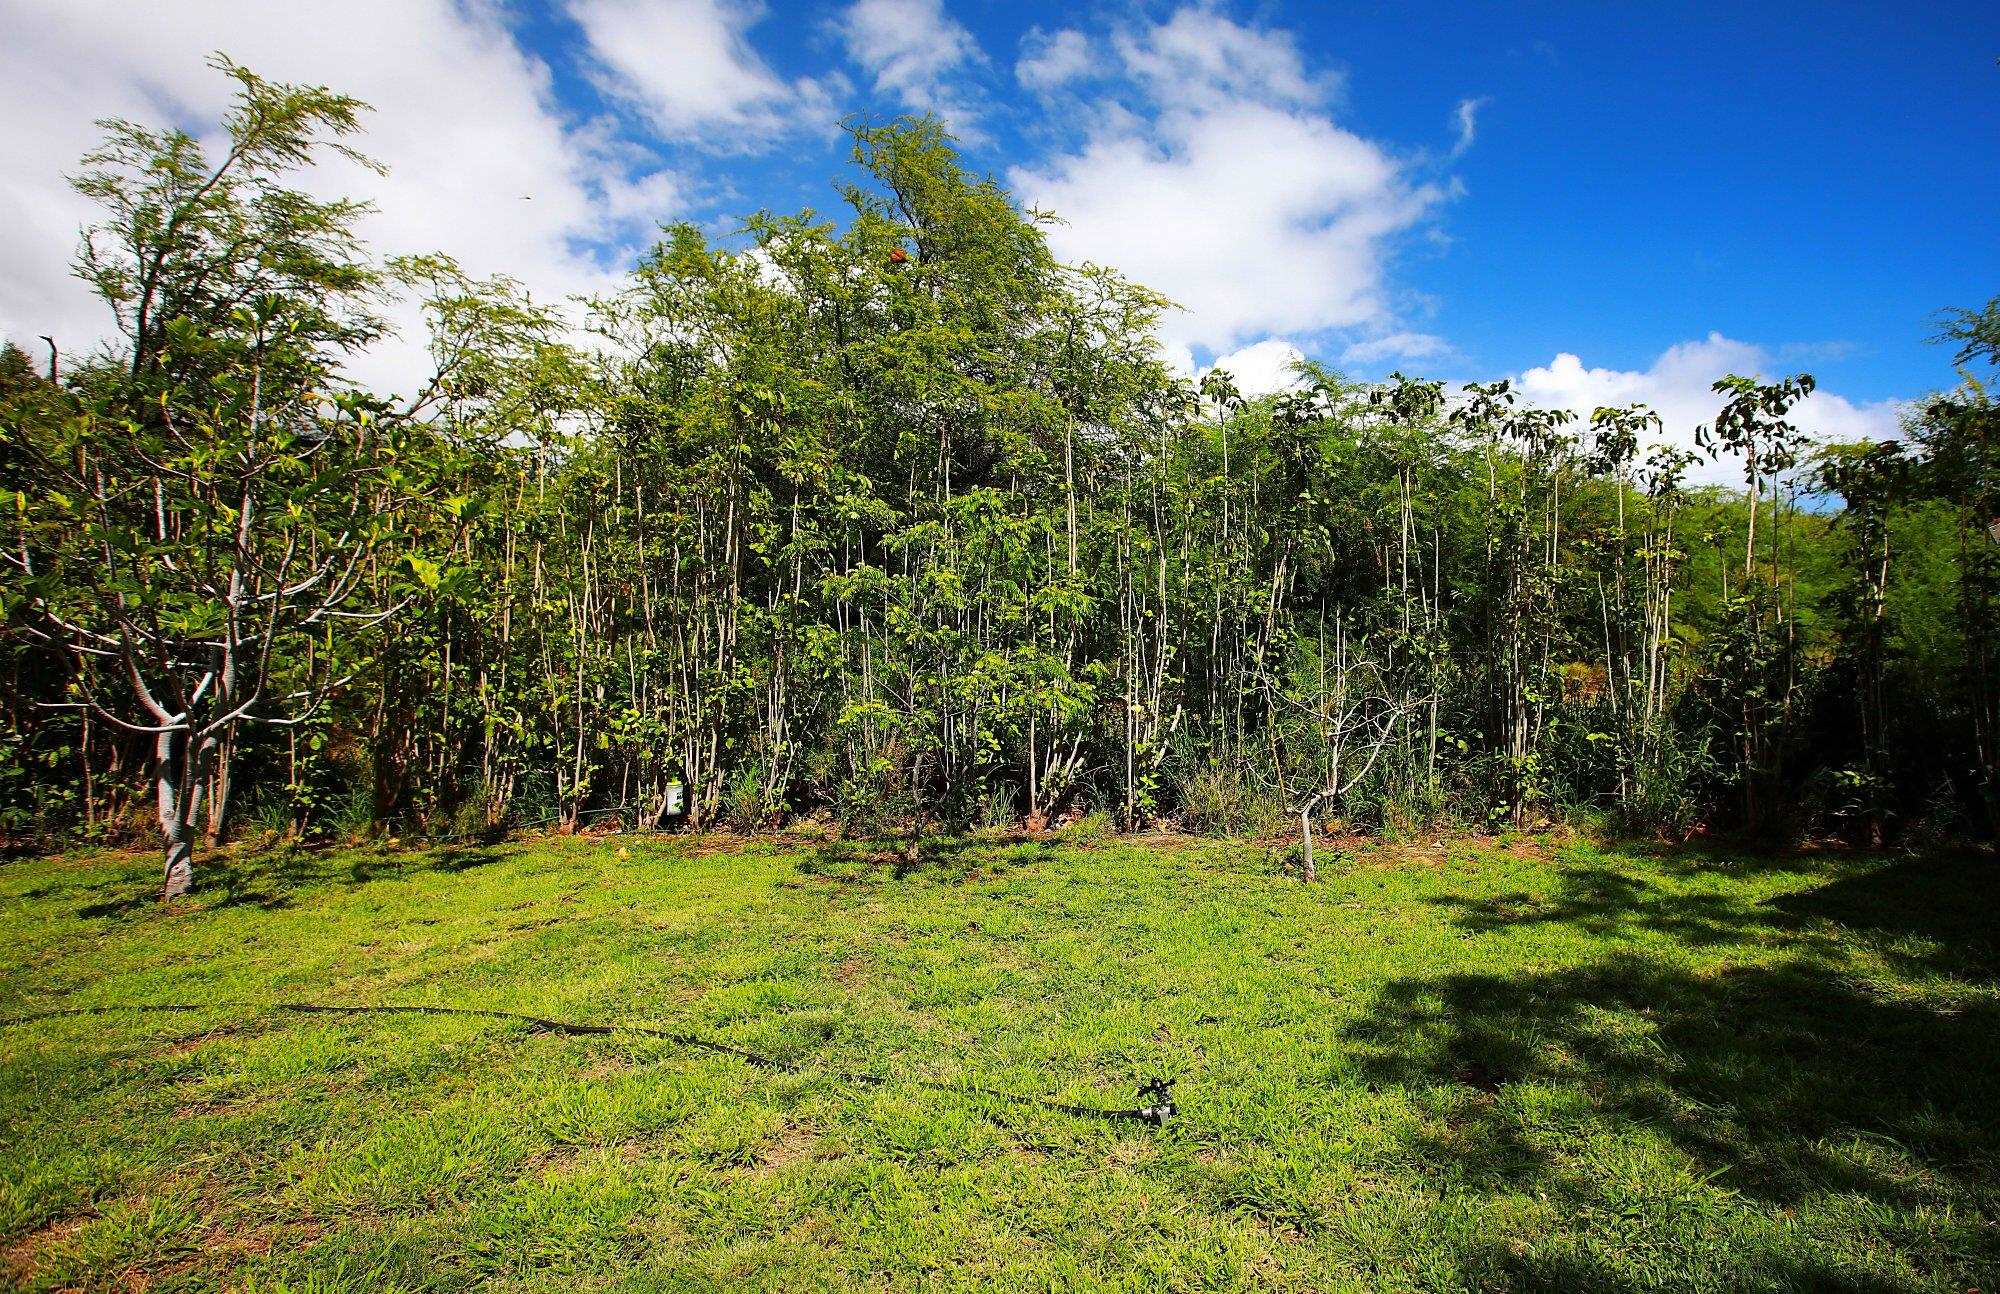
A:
72 842 504 918
1620 835 1916 879
1347 851 2000 1288
1769 853 2000 980
73 888 161 921
793 834 1054 886
1428 862 1761 948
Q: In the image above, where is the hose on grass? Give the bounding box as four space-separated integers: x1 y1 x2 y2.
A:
0 1000 1178 1127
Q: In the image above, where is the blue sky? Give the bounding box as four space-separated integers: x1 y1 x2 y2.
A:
4 0 1996 459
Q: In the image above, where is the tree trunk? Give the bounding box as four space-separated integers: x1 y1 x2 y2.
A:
157 731 198 899
205 728 234 845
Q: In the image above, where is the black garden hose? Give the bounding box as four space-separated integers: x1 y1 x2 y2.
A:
1 1000 1178 1126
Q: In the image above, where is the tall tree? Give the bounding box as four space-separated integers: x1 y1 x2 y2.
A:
5 57 464 896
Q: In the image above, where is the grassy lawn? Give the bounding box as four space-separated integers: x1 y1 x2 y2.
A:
1 830 1996 1292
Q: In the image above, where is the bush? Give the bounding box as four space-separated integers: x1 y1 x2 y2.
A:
980 781 1019 830
834 757 914 838
723 762 776 833
1618 729 1716 840
1059 809 1113 845
1177 764 1285 837
331 779 375 841
244 793 295 841
1902 777 1973 851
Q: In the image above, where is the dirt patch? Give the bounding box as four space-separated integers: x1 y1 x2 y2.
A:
831 957 869 988
1252 1216 1308 1246
526 1143 587 1176
0 1212 89 1285
203 1214 322 1263
158 1021 245 1057
649 831 807 859
1103 1137 1157 1168
751 1123 822 1174
1501 834 1556 862
1338 832 1567 870
1454 1060 1510 1094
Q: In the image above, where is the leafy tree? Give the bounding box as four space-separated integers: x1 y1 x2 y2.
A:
1912 299 2000 825
8 59 2000 879
1935 295 2000 370
1694 373 1815 831
1812 439 1913 841
4 58 465 895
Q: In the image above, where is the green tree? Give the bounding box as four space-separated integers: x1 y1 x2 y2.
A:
5 58 461 896
1695 373 1815 831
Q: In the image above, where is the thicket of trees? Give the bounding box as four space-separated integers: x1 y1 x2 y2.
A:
4 63 1997 895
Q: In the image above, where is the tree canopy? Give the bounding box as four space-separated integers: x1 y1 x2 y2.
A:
4 61 1997 894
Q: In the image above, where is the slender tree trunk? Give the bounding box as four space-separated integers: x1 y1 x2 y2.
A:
205 728 235 845
157 730 206 899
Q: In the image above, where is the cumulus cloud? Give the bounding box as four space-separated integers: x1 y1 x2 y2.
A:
1112 7 1331 108
1011 7 1447 356
836 0 984 129
1513 333 1905 484
1016 27 1093 95
0 0 682 393
572 0 840 146
1207 338 1310 398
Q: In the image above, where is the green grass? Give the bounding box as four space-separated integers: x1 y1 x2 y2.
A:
1 829 1996 1291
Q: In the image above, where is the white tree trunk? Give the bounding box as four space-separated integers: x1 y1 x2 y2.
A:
156 731 211 899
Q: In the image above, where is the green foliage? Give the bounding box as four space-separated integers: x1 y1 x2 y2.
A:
1058 808 1115 845
722 762 778 834
5 59 1998 865
1177 763 1285 837
1934 293 2000 369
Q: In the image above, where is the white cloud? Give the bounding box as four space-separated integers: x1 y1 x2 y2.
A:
0 0 680 394
1343 331 1452 366
1207 338 1309 398
1011 7 1447 356
1513 333 1905 484
837 0 983 128
1158 340 1198 381
1449 96 1488 159
1112 7 1331 108
570 0 839 146
1016 28 1093 95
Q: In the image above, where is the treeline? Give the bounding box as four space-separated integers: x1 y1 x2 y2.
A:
3 61 1998 894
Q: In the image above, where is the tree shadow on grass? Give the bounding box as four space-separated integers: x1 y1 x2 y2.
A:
73 842 502 918
1346 853 2000 1289
1769 853 2000 981
792 834 1054 886
1428 862 1763 948
1431 849 1998 961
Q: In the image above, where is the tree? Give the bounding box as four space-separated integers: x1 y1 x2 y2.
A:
4 57 461 897
1453 380 1577 826
1912 298 2000 825
1812 439 1912 842
1934 295 2000 371
1695 373 1815 831
9 59 1996 865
